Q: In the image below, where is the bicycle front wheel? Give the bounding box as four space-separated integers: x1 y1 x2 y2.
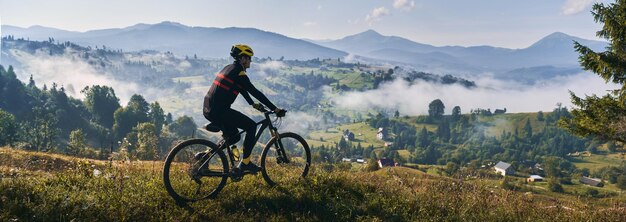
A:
163 139 228 202
260 132 311 186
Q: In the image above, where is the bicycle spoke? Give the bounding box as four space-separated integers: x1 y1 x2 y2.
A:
261 133 311 186
163 139 229 202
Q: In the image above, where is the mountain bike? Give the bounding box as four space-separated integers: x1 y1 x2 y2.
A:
163 106 311 202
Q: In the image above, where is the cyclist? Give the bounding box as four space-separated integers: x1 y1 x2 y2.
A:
202 44 285 173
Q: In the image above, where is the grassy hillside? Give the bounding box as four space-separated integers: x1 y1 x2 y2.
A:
307 112 549 150
476 112 547 138
569 153 626 171
308 122 382 149
1 147 625 221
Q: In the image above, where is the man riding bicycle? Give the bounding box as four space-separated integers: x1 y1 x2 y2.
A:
202 44 285 173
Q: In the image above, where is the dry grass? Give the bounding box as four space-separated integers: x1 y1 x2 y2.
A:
1 147 625 221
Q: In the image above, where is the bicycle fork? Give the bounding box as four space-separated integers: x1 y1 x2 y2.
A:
271 131 291 164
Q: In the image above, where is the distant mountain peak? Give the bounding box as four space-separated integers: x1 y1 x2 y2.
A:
363 29 381 34
543 32 572 40
155 21 186 27
528 32 581 49
357 29 384 37
338 29 386 42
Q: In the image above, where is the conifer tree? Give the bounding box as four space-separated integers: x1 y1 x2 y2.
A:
561 0 626 143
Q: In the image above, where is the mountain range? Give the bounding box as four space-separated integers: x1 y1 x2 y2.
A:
1 21 347 60
1 21 608 81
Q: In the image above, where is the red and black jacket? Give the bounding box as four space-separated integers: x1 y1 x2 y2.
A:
203 62 277 114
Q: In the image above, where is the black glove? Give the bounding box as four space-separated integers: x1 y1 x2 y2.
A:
275 108 287 117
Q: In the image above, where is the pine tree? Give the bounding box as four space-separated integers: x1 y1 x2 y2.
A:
28 75 36 88
451 106 461 122
135 122 158 160
148 102 165 135
437 119 451 142
416 127 429 148
524 118 533 139
68 129 87 155
0 109 18 147
561 0 626 143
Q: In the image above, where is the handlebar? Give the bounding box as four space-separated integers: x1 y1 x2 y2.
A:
253 104 286 117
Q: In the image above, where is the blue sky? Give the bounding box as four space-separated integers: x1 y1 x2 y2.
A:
0 0 610 48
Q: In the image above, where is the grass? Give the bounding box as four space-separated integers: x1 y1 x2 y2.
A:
475 113 547 138
569 153 626 171
308 122 383 149
1 147 626 221
397 150 411 161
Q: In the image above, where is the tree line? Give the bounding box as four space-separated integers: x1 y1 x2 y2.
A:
0 65 196 160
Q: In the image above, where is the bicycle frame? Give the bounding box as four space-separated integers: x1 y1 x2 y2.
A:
202 110 289 175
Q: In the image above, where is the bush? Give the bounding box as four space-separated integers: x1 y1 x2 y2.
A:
364 158 379 172
548 179 564 193
617 175 626 190
336 162 352 171
559 176 573 185
585 188 599 198
500 176 515 190
78 148 100 159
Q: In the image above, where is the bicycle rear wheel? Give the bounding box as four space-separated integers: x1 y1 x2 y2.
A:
260 132 311 186
163 139 228 202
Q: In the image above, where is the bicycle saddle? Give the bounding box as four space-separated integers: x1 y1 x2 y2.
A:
204 122 221 132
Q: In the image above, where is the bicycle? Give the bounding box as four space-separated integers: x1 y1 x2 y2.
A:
162 106 311 202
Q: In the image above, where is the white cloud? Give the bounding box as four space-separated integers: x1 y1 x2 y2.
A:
304 21 317 27
343 53 358 63
177 60 191 71
365 7 390 26
124 52 175 66
280 111 326 134
562 0 595 15
333 73 619 115
258 60 285 70
251 60 286 78
393 0 416 11
11 49 170 104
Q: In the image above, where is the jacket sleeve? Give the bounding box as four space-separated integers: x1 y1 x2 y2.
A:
238 74 277 110
240 90 254 105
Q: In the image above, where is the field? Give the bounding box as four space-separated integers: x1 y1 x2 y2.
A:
569 153 626 171
1 147 625 221
307 122 382 149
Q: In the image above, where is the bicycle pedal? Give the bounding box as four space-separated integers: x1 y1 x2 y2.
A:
230 168 243 182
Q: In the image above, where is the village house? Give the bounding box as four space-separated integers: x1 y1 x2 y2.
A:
527 175 544 183
534 163 543 171
343 129 355 142
567 151 592 157
377 128 387 140
377 158 395 168
580 176 604 187
494 161 514 176
494 108 507 115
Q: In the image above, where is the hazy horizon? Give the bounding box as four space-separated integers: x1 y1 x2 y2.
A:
0 0 610 48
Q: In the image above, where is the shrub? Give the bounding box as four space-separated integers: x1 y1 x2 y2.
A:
548 179 564 193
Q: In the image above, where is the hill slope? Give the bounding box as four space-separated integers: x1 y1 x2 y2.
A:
1 148 624 221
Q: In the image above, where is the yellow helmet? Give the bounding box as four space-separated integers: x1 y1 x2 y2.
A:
230 44 254 58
